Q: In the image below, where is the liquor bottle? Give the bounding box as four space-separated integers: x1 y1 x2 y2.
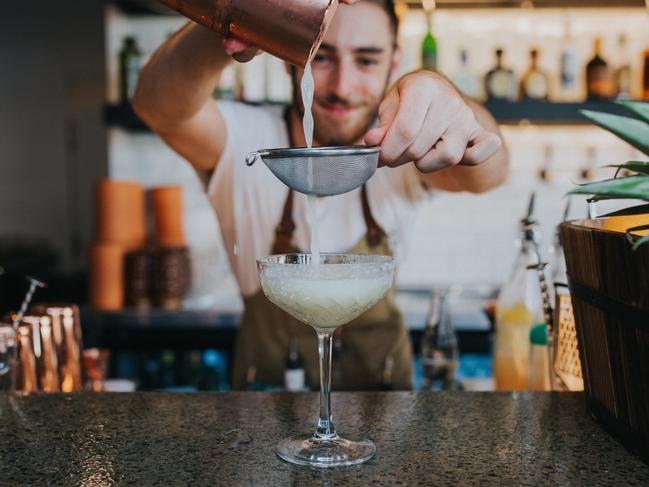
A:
451 49 484 100
538 145 554 183
381 356 394 391
119 36 142 103
199 349 224 391
421 13 437 71
580 146 597 181
643 46 649 101
494 194 545 391
485 48 517 101
520 49 550 101
559 15 580 101
586 37 612 101
614 34 632 100
528 324 551 391
421 289 459 391
284 337 305 392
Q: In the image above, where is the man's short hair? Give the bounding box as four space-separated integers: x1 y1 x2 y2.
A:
363 0 399 41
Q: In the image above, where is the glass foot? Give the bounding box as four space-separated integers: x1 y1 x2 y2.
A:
276 434 375 468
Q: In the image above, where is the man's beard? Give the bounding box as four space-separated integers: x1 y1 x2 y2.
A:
291 68 392 147
311 98 379 147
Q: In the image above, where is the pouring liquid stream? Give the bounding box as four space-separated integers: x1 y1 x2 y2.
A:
301 62 320 268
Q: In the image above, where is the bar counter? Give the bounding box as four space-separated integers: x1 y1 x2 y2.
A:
1 392 647 485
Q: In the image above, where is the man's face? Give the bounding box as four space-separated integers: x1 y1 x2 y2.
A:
292 1 399 147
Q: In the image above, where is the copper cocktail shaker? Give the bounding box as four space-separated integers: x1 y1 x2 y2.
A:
158 0 338 67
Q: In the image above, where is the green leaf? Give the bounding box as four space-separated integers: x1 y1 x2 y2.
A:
632 234 649 250
625 224 649 250
605 161 649 176
618 100 649 125
569 176 649 201
600 204 649 218
580 110 649 156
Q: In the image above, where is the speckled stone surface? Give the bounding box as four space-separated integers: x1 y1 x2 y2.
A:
0 392 647 486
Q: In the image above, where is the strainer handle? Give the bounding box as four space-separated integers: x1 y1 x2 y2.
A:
246 151 271 166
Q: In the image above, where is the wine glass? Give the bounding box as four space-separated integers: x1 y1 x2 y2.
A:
257 253 395 467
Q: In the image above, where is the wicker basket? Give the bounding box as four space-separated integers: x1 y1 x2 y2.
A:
560 220 649 464
553 288 583 392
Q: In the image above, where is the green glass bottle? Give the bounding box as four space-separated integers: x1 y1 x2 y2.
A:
421 15 437 71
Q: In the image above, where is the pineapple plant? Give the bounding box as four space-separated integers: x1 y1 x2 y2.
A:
569 100 649 249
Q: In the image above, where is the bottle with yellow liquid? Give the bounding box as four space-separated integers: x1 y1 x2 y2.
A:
494 195 545 391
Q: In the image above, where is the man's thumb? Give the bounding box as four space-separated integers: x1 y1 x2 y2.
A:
364 126 388 146
364 90 399 146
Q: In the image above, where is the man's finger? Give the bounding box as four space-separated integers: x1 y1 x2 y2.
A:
400 108 448 164
461 131 502 166
414 130 469 173
364 89 399 147
380 88 430 164
223 37 260 62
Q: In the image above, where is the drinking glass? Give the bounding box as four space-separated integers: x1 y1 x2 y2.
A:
257 253 395 467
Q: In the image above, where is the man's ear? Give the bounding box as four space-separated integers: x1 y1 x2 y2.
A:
389 46 402 85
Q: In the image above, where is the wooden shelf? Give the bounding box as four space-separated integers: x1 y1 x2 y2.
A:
109 0 645 15
104 100 638 131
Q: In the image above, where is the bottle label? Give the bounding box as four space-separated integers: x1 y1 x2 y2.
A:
284 369 305 392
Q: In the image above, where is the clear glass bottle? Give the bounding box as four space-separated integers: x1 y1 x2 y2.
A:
485 48 517 101
119 36 142 103
520 49 550 101
559 14 580 102
494 196 544 391
528 323 551 391
284 336 306 392
421 289 459 391
451 49 484 100
614 34 632 100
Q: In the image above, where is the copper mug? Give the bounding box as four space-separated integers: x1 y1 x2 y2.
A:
158 0 339 67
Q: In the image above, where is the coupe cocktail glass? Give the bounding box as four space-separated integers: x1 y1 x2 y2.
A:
257 253 395 468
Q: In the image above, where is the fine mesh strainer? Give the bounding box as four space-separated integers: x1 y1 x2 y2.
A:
245 146 380 197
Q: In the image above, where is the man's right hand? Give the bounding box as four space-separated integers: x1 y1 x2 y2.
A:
223 0 358 63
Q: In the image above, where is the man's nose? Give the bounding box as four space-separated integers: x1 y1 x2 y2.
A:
330 59 355 101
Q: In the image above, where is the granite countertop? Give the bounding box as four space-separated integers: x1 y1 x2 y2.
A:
1 392 647 486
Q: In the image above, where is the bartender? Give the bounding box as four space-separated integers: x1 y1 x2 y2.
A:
133 0 508 390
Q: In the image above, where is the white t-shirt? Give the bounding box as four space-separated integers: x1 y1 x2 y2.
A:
207 100 428 297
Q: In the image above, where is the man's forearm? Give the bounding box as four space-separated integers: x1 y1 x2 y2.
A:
133 22 230 128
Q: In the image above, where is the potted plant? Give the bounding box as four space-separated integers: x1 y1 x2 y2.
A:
560 100 649 464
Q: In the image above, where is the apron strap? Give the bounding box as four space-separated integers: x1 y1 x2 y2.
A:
273 105 386 251
272 189 296 254
361 184 387 247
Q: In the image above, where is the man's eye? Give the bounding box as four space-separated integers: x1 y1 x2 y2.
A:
313 54 331 63
358 57 378 67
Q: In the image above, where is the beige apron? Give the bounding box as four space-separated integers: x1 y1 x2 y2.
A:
231 185 413 390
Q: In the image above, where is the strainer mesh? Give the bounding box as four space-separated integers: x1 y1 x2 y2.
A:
258 151 379 197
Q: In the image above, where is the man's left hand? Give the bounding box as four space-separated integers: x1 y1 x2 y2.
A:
364 71 501 172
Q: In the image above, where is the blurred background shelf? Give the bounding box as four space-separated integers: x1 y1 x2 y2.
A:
104 100 637 130
109 0 647 16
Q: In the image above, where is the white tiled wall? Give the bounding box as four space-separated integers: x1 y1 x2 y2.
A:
105 6 649 310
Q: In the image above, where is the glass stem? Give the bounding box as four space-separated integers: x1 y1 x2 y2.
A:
316 332 335 438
